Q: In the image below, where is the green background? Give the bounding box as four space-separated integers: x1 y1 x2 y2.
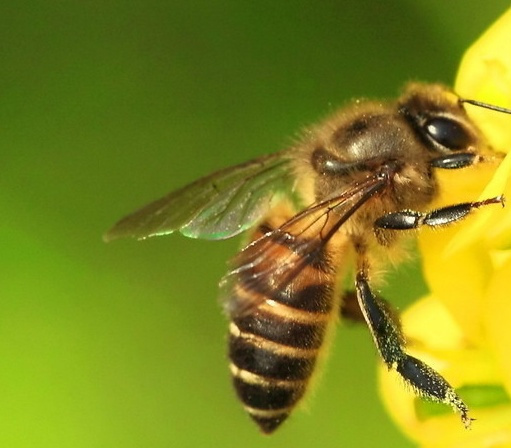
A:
2 1 509 446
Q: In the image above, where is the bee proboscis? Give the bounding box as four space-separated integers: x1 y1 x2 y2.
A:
105 83 508 434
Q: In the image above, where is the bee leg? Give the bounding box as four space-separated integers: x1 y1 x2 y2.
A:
374 196 504 231
340 291 364 322
430 152 479 169
341 290 399 326
429 152 504 169
354 271 472 428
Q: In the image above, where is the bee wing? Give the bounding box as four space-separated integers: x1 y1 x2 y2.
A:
221 170 389 316
104 151 294 242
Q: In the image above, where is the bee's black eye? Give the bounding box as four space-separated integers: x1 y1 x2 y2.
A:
424 117 471 150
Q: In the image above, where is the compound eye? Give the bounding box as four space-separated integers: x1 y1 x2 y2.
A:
424 117 471 150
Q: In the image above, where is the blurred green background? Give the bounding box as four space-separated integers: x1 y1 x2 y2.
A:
2 1 509 447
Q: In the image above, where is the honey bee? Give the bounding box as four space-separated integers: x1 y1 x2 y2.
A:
105 83 508 434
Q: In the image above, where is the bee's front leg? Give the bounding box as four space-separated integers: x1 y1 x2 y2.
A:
374 196 504 232
354 270 471 428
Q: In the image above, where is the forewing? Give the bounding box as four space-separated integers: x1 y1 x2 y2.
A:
221 171 389 316
104 151 294 242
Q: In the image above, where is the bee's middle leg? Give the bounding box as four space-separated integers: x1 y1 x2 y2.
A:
354 265 471 427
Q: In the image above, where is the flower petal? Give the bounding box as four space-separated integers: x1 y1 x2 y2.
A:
484 255 511 398
455 8 511 152
379 296 510 447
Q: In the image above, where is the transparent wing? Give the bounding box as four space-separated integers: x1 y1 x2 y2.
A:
104 151 294 242
221 169 390 317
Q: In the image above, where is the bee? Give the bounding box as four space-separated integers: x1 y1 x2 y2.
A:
105 83 508 434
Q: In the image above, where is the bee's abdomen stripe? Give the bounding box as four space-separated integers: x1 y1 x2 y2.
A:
229 363 305 388
234 283 330 324
244 406 292 418
232 376 305 411
229 322 318 358
239 274 334 313
233 310 326 349
274 282 334 313
229 334 316 381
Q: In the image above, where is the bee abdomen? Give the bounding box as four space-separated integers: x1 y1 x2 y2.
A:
229 362 307 434
229 301 330 433
227 217 338 433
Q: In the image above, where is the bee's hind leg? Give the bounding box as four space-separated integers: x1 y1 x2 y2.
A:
340 290 398 326
354 269 472 428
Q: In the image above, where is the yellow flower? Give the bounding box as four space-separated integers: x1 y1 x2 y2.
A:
379 8 511 447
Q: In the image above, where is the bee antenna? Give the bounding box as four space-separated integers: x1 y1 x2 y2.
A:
459 98 511 115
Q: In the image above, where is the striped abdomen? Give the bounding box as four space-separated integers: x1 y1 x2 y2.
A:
227 214 340 434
